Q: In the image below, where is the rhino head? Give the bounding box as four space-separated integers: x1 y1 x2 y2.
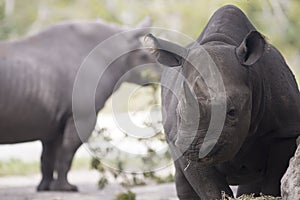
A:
112 16 161 86
146 31 266 164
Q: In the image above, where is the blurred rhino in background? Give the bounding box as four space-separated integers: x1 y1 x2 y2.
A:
0 16 158 191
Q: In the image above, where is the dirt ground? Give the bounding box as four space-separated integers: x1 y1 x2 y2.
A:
0 170 178 200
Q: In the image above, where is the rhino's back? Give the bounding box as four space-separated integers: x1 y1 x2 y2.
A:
0 22 101 143
0 20 122 143
0 43 67 143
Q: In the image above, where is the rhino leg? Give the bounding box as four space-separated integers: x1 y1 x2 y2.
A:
49 118 82 191
260 138 296 196
178 158 232 199
174 160 199 199
37 137 62 191
236 181 261 197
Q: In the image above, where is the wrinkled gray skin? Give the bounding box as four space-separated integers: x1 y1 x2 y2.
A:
0 17 157 191
147 5 300 199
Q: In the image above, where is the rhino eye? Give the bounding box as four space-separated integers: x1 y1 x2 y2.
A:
227 108 236 117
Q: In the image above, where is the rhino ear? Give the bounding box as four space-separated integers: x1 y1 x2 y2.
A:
236 31 266 66
131 16 152 38
144 34 188 67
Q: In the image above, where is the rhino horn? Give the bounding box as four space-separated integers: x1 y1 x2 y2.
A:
181 81 200 123
144 34 188 67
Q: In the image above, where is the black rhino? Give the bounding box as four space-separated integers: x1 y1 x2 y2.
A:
0 17 156 191
146 5 300 199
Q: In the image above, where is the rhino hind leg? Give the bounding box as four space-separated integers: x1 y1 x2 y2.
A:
49 118 83 191
37 137 62 191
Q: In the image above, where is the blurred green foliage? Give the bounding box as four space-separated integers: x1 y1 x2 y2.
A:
0 157 90 176
0 0 299 80
115 190 136 200
88 84 174 190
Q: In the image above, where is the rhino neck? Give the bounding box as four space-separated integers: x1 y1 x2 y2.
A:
94 54 130 112
256 46 300 136
197 5 256 46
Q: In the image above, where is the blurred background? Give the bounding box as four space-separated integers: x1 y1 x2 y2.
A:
0 0 299 198
0 0 299 80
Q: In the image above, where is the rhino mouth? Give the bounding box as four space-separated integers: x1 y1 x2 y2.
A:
183 143 222 162
175 133 229 163
174 129 232 163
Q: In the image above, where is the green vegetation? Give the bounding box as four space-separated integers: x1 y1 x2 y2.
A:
0 157 91 176
0 159 39 176
71 157 92 170
89 84 175 190
115 190 136 200
90 142 174 189
151 173 174 184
